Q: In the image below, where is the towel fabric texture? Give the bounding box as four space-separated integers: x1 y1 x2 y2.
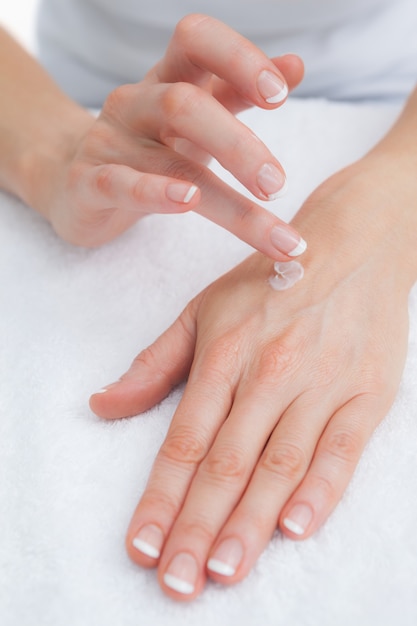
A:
1 98 417 626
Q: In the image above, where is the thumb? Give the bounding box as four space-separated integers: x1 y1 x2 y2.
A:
90 296 200 420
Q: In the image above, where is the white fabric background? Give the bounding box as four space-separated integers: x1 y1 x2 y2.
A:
0 0 39 51
1 5 417 626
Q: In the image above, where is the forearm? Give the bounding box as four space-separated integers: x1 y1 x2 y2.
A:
0 27 94 216
369 84 417 166
287 85 417 291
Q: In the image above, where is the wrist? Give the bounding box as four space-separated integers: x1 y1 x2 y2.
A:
17 103 95 220
290 158 417 292
242 156 417 300
0 27 95 218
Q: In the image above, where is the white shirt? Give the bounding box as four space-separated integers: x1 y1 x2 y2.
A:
36 0 417 106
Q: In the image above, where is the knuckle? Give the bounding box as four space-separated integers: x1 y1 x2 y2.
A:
202 445 247 485
260 443 306 483
174 13 208 46
159 82 199 126
188 341 239 404
310 473 337 501
160 425 207 466
95 164 117 197
253 336 303 387
234 199 257 228
201 338 241 382
162 158 204 189
139 489 179 519
177 519 215 544
130 173 149 204
132 344 167 380
322 428 363 465
104 84 134 118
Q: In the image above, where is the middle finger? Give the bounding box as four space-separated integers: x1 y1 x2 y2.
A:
127 81 287 201
155 376 307 599
151 14 289 107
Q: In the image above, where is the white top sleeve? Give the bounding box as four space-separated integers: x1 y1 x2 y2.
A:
36 0 417 107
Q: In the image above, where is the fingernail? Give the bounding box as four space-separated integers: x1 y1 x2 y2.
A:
270 225 307 257
207 537 243 577
163 553 198 595
92 379 121 395
166 183 198 204
257 70 288 103
271 178 289 199
132 524 164 559
283 503 314 536
257 163 287 200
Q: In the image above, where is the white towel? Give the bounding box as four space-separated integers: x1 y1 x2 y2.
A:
1 97 416 626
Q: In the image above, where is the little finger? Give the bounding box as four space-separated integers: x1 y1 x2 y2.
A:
279 395 384 539
204 392 338 583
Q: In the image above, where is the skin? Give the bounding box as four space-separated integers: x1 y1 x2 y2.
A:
1 10 417 602
91 103 417 599
0 16 304 256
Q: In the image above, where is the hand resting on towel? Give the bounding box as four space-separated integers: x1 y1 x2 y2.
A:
1 11 417 604
91 122 417 599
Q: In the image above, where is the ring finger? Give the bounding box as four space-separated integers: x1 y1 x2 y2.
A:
121 82 288 202
204 390 349 586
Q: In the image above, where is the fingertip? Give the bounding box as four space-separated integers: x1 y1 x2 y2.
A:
279 502 315 540
90 374 177 419
270 224 308 259
89 385 123 420
126 523 164 568
89 382 115 415
89 381 143 419
206 536 245 584
159 552 205 601
272 54 305 92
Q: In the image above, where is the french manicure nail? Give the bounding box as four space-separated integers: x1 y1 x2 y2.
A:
132 524 164 559
270 225 307 257
257 163 287 200
163 553 198 595
269 178 289 200
257 70 288 103
283 503 314 536
207 537 243 577
166 183 198 204
93 380 120 394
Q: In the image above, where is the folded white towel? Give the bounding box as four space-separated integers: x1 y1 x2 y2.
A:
1 97 416 626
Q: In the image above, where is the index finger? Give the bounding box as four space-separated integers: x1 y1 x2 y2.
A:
196 169 307 260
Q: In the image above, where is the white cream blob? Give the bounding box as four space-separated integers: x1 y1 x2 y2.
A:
268 260 304 291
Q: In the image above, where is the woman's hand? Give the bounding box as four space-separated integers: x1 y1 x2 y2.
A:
25 15 304 255
90 155 417 600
